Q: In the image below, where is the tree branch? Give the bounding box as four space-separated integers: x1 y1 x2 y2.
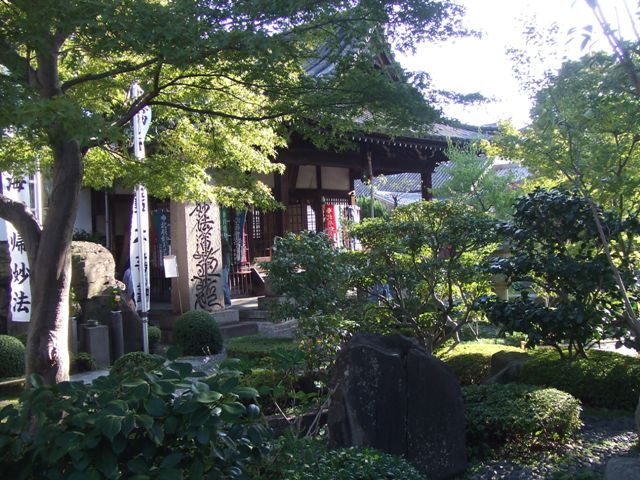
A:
61 57 160 92
0 194 42 267
147 100 289 121
0 34 38 86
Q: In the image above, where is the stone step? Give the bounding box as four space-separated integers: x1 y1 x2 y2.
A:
212 308 240 326
239 309 270 321
219 321 259 340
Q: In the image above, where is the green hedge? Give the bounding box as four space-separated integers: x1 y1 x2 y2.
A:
174 310 223 356
438 343 522 385
519 349 640 411
226 336 299 367
0 335 25 379
463 383 582 457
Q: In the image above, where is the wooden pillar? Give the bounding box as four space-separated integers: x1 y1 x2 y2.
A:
421 169 433 201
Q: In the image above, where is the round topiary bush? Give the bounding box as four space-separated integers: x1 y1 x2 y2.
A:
0 334 26 379
109 351 165 378
463 383 582 457
174 310 223 356
148 325 162 352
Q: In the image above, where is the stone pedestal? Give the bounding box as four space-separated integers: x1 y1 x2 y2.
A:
171 201 225 315
83 324 111 368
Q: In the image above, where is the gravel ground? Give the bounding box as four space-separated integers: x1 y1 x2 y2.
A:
464 413 638 479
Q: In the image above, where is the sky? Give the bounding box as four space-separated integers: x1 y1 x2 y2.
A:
396 0 638 128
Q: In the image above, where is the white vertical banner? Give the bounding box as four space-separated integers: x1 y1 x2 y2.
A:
128 81 152 352
129 184 150 311
2 173 33 322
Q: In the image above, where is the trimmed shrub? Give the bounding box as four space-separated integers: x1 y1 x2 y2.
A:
226 336 299 368
174 310 223 356
0 351 268 479
438 343 522 385
463 383 582 457
148 325 162 352
12 333 27 346
70 352 96 374
519 348 640 411
0 335 25 379
109 351 165 378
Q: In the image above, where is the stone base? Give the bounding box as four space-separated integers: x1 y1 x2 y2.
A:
257 319 297 339
212 308 239 325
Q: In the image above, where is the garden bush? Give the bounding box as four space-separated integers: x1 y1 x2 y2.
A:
109 352 165 378
173 310 223 356
438 343 522 385
0 350 268 478
463 383 582 457
519 349 640 410
148 325 162 352
70 352 96 374
0 335 25 379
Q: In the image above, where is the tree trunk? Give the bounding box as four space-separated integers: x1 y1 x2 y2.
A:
25 139 83 385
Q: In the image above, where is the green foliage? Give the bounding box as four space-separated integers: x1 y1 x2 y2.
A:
519 349 640 411
482 189 638 357
70 352 96 374
0 359 267 478
173 310 223 356
432 141 520 219
256 436 424 480
148 326 162 353
351 200 497 353
0 335 25 379
438 343 522 385
463 383 582 457
109 352 165 379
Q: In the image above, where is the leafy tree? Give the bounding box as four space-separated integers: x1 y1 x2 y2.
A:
351 200 496 353
267 232 355 371
0 0 468 384
495 40 640 343
481 189 639 358
497 51 640 218
432 141 521 219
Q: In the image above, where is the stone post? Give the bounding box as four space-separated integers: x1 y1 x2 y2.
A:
108 310 125 361
171 200 227 314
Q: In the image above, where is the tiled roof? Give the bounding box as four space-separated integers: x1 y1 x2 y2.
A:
354 162 529 206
